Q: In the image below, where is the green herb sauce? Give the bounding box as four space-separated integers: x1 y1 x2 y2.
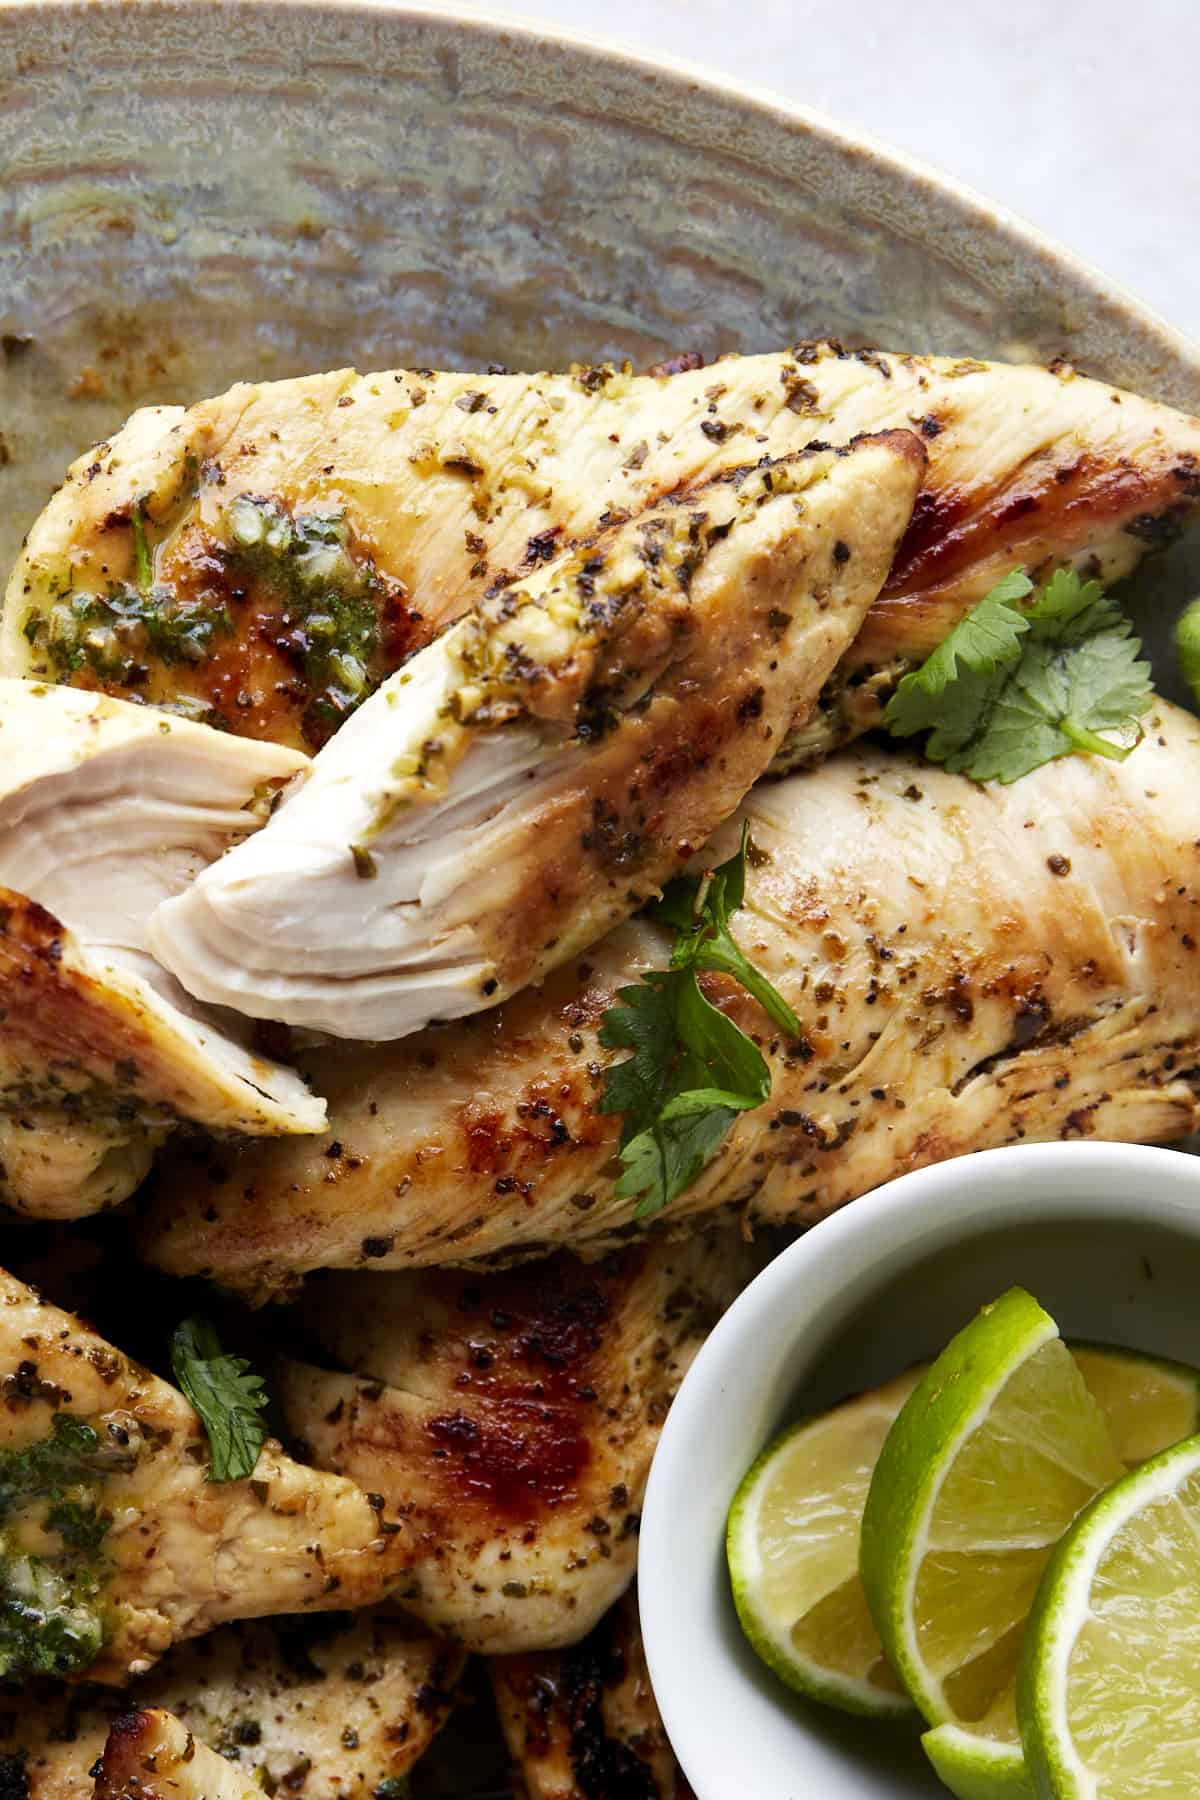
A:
0 1414 114 1677
223 495 386 740
21 484 394 745
24 580 234 686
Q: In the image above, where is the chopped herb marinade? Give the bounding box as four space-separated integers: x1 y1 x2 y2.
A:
222 495 387 742
21 488 395 744
0 1413 126 1677
25 581 234 686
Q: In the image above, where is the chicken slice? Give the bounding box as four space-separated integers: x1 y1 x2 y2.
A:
0 1118 158 1226
147 434 925 1039
274 1233 758 1654
0 1612 463 1800
93 1712 254 1800
0 680 307 954
492 1592 689 1800
5 347 1197 756
0 1268 407 1684
0 681 321 1219
141 699 1200 1294
0 889 324 1221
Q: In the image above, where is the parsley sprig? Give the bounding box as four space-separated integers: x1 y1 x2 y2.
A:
883 568 1152 782
170 1317 270 1483
598 826 798 1221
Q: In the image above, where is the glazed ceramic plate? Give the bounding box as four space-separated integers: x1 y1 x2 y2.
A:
0 3 1198 1791
3 2 1198 675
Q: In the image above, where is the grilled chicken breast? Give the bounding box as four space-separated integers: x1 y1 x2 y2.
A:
492 1592 689 1800
0 1612 463 1800
142 700 1200 1293
148 434 924 1039
6 347 1197 759
0 1269 407 1684
93 1711 255 1800
274 1234 757 1653
0 891 323 1222
0 680 307 953
0 681 320 1219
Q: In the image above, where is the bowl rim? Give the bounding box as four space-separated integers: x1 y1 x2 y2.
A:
5 0 1198 381
639 1140 1200 1798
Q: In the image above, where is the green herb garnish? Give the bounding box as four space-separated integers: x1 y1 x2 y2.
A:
130 499 153 595
0 1413 118 1678
170 1318 269 1483
883 568 1152 782
223 495 383 742
598 826 798 1220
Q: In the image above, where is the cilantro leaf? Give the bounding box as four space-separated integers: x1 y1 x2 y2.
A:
884 570 1033 759
883 567 1153 784
598 829 792 1219
961 627 1150 782
170 1317 270 1483
673 971 771 1104
1024 566 1117 643
687 932 800 1037
597 972 686 1138
614 1089 752 1213
660 825 800 1037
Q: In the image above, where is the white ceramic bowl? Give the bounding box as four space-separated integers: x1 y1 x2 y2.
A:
640 1141 1200 1800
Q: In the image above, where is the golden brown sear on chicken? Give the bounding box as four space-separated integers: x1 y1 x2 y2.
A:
0 1612 463 1800
492 1593 691 1800
0 1270 407 1685
91 1710 255 1800
0 679 319 1221
7 347 1197 760
146 432 925 1043
0 888 322 1221
274 1233 758 1654
141 699 1200 1295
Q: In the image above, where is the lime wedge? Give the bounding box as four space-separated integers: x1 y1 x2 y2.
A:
1070 1342 1200 1467
1019 1431 1200 1799
860 1288 1123 1752
726 1339 1196 1736
924 1724 1035 1800
726 1367 923 1715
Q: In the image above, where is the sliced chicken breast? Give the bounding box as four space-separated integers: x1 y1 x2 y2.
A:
0 679 307 954
275 1233 757 1653
0 1268 407 1684
0 889 323 1220
0 1117 158 1225
148 434 924 1039
0 682 321 1218
0 1613 463 1800
6 347 1197 758
492 1592 689 1800
92 1711 256 1800
141 700 1200 1294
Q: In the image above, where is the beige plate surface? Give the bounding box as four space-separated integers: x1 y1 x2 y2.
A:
2 0 1200 583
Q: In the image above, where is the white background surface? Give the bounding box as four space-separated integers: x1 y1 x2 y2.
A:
457 0 1200 340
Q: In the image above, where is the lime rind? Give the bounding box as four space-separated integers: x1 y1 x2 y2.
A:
726 1387 919 1718
860 1286 1060 1727
1019 1430 1200 1800
923 1724 1036 1800
728 1327 1200 1780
